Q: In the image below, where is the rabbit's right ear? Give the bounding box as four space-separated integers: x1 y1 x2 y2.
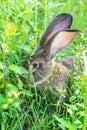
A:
40 13 73 45
43 29 82 60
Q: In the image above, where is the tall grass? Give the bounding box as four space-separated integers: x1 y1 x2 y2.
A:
0 0 87 129
82 51 87 130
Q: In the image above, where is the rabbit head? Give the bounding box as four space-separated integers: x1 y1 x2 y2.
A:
23 13 82 90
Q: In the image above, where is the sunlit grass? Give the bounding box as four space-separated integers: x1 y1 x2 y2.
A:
0 0 87 129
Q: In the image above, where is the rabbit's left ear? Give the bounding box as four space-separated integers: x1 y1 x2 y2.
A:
44 30 82 60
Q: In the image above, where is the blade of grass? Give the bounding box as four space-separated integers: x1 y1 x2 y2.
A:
44 0 47 30
35 0 37 44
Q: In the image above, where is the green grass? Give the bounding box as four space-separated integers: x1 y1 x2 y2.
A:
0 0 87 130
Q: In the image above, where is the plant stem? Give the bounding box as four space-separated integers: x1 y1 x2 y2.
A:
82 51 87 129
83 80 87 130
35 0 37 44
44 0 47 30
3 46 7 96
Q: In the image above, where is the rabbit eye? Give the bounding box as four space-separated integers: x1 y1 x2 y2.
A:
32 63 39 69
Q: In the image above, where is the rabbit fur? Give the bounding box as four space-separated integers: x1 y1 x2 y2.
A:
23 13 82 92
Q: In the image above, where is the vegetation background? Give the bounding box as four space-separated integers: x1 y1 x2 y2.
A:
0 0 87 130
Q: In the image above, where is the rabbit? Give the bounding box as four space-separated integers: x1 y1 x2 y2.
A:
22 13 82 93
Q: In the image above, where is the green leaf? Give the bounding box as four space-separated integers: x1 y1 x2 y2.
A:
0 62 4 70
7 83 18 92
17 45 31 51
74 120 83 129
9 64 22 74
19 66 28 74
71 105 78 111
0 94 6 105
0 94 6 112
54 115 76 130
23 89 33 97
9 64 28 75
0 71 3 79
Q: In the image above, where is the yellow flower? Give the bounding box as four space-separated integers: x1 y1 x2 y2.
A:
2 104 8 110
11 91 18 98
18 91 22 96
7 98 13 104
4 23 17 36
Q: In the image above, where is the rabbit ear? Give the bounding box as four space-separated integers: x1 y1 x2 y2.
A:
40 13 73 45
44 30 82 60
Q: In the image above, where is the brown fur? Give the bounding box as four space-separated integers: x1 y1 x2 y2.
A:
30 56 74 92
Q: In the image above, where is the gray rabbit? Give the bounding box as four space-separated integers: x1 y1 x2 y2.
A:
23 13 82 93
